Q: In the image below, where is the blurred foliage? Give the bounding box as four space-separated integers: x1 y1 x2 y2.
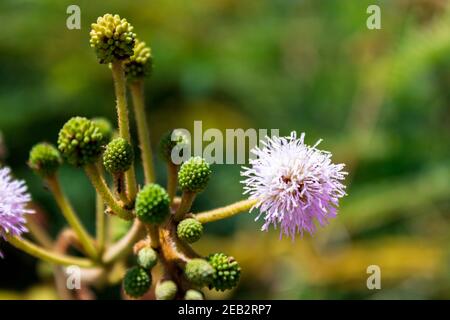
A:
0 0 449 299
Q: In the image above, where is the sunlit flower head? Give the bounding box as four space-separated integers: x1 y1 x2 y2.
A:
241 132 347 239
0 167 33 255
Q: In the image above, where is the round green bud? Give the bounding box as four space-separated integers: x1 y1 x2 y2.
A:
155 280 177 300
123 266 151 298
103 138 134 174
135 184 170 224
28 143 62 177
124 39 153 81
177 218 203 243
90 14 136 64
137 247 158 270
207 253 241 291
57 117 103 167
158 129 190 163
184 289 204 300
92 117 113 145
178 157 211 193
184 259 214 287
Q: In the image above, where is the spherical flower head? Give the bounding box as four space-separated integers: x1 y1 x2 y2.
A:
177 218 203 243
135 184 170 224
103 138 134 174
155 280 177 300
123 266 151 298
241 132 347 238
28 143 62 177
137 247 158 269
124 39 153 81
184 289 204 300
90 14 136 64
184 258 214 287
207 253 241 291
92 117 113 146
159 129 190 164
178 157 211 193
0 167 34 256
57 117 104 167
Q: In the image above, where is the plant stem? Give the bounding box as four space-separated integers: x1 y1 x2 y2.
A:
111 60 137 201
84 163 133 220
7 235 96 268
174 191 196 222
46 175 98 260
146 224 160 249
167 163 178 203
129 80 155 184
96 191 106 255
196 198 258 224
102 219 144 264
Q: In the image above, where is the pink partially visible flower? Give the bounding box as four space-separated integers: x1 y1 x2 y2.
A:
241 132 347 239
0 167 33 256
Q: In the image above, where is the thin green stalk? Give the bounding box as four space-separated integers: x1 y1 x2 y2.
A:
111 60 137 201
96 192 106 255
146 224 160 249
7 235 96 268
84 163 133 221
46 175 98 260
167 163 178 203
173 191 196 222
196 198 258 224
130 80 155 184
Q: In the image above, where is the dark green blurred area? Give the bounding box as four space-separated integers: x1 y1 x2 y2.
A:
0 0 450 299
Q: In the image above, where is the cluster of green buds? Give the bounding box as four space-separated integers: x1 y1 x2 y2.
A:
21 13 245 302
124 39 153 81
123 246 158 298
90 14 136 63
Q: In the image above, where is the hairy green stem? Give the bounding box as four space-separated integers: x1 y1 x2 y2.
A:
174 191 196 222
146 224 160 249
129 80 155 184
196 198 258 224
111 60 138 201
84 163 133 220
7 235 96 268
96 192 106 255
46 175 98 260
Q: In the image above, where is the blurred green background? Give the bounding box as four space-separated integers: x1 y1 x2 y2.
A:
1 0 450 299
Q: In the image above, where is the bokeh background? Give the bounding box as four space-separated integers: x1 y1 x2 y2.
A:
1 0 450 299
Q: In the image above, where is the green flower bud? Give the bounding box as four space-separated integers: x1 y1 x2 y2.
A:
137 247 158 269
124 39 153 81
178 157 211 193
57 117 103 167
28 143 62 177
184 259 214 287
158 129 190 163
103 138 134 174
207 253 241 291
90 14 136 64
92 117 113 145
123 266 151 298
184 289 204 300
135 184 170 224
155 280 177 300
177 218 203 243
